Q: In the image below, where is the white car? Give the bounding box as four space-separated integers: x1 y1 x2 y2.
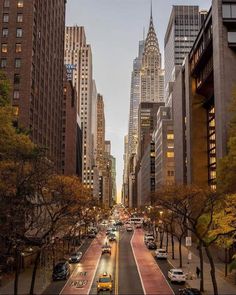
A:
126 226 133 232
168 268 186 283
68 252 82 263
155 249 168 259
144 233 155 243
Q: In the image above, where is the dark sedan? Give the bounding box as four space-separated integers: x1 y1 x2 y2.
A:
179 288 202 295
52 261 70 281
146 241 157 250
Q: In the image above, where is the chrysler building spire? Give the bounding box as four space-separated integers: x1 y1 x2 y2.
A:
144 1 160 55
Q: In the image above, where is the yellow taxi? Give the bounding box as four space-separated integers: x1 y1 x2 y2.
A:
97 272 113 293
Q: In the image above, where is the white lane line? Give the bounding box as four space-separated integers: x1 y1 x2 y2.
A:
130 230 146 295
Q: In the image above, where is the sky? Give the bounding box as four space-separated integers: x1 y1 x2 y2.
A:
66 0 211 199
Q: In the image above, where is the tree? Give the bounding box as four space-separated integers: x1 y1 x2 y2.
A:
0 71 11 107
152 185 235 294
217 92 236 194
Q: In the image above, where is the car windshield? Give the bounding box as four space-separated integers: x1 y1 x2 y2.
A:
159 250 166 253
99 277 111 283
173 271 183 275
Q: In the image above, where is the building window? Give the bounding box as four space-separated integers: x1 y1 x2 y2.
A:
14 74 20 84
15 58 21 68
167 152 174 158
13 90 20 99
0 59 7 68
17 0 24 8
16 28 23 37
228 31 236 43
3 0 10 8
2 28 8 37
167 133 174 140
15 43 22 53
1 43 8 53
17 14 23 22
3 14 9 23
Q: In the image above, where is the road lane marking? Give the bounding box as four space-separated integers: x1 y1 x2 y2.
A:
130 230 146 295
115 231 119 295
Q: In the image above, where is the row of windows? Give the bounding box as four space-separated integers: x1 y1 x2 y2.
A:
2 13 23 25
3 0 23 8
2 27 23 37
1 43 22 53
0 58 21 68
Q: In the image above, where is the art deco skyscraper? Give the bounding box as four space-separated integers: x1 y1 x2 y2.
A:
64 26 94 187
0 0 66 171
140 8 164 103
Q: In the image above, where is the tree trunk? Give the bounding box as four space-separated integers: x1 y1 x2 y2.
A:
29 249 41 295
14 249 19 295
160 232 164 249
225 248 228 277
171 234 175 259
198 241 204 292
205 246 218 295
166 232 169 252
178 238 182 268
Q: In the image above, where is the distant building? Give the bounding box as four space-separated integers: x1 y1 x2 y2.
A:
140 9 164 104
154 107 175 189
65 26 94 188
110 155 117 204
128 40 145 158
164 5 205 106
0 0 66 171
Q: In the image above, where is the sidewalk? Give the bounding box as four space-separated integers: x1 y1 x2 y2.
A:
0 266 52 295
0 240 86 295
161 235 236 294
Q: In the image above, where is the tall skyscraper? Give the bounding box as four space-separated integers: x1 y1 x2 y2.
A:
0 0 66 171
65 26 94 187
140 8 164 103
128 40 144 158
164 5 204 105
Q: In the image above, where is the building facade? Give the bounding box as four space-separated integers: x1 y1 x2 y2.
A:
0 0 66 171
65 26 94 188
173 0 236 189
164 5 203 105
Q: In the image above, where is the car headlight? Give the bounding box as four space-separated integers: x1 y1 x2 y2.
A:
98 284 101 288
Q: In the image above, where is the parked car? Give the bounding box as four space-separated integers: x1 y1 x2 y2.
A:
114 220 123 226
144 233 154 241
155 248 168 259
146 241 157 250
136 224 142 229
179 288 202 295
111 227 117 232
68 252 82 263
168 269 186 283
88 231 96 238
144 236 155 244
126 226 133 232
52 261 70 281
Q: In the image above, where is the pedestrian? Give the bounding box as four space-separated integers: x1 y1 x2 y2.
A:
196 266 201 278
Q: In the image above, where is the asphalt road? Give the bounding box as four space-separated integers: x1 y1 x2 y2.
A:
118 228 144 295
152 252 186 295
43 238 93 295
89 232 117 295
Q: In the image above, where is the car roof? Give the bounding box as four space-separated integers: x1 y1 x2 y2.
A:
171 268 183 271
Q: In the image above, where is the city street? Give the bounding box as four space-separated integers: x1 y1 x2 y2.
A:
40 226 187 295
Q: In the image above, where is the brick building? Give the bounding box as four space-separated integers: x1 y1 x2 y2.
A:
0 0 66 171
